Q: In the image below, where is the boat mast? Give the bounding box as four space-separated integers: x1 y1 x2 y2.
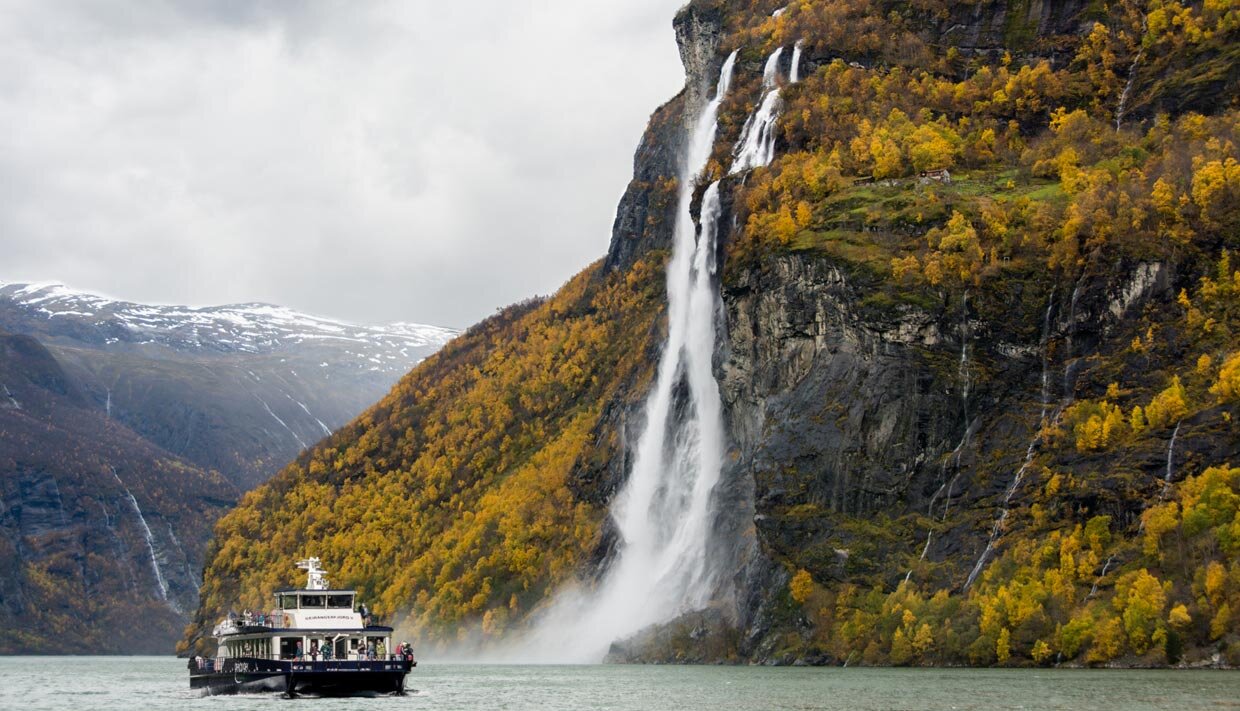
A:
296 557 329 590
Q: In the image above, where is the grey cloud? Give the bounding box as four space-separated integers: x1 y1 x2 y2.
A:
0 0 687 328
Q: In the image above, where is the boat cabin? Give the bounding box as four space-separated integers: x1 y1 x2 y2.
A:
210 558 398 663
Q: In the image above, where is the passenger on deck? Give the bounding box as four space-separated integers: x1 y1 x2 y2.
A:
295 641 304 660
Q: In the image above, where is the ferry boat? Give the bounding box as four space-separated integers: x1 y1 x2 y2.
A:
188 557 415 696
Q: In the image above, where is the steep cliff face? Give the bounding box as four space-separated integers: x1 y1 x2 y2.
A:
0 329 235 653
712 249 1234 662
605 4 723 273
613 0 1240 666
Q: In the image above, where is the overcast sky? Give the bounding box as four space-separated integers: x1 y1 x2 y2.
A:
0 1 686 328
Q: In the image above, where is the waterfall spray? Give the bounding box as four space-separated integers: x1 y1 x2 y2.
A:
511 52 739 663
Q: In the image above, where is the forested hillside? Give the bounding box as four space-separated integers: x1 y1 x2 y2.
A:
188 261 669 650
192 0 1239 666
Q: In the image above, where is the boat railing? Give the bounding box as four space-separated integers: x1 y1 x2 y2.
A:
189 655 415 673
188 656 224 673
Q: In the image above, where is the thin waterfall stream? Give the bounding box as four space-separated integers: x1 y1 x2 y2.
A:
963 292 1059 590
111 468 174 610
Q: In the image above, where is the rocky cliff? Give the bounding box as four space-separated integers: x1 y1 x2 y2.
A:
0 328 235 653
193 0 1240 667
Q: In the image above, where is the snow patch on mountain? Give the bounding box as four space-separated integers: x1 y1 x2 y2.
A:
0 281 458 372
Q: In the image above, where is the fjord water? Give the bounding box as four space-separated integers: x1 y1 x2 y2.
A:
3 657 1238 711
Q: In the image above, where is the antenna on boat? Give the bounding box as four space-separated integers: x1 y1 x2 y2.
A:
296 557 329 590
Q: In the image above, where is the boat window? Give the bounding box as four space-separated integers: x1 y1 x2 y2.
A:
279 637 298 660
327 594 353 609
301 594 326 608
280 594 299 609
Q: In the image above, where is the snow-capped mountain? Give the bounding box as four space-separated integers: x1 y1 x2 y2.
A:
0 281 458 490
0 281 457 373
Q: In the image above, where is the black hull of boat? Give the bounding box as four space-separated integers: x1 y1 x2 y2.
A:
189 658 414 697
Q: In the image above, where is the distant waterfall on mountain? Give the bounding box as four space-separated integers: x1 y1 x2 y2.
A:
511 51 739 663
111 468 175 611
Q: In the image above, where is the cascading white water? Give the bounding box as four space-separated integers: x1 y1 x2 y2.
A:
731 47 787 174
511 52 739 663
790 40 804 83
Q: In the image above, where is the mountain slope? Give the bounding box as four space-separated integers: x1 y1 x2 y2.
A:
0 328 235 653
192 0 1240 667
186 262 668 651
0 282 457 490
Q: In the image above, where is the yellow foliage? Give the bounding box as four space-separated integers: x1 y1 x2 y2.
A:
1205 561 1227 606
1211 352 1240 402
1168 603 1192 629
995 627 1011 663
1087 616 1126 663
1114 569 1168 654
1210 603 1231 640
1145 377 1189 429
913 622 935 656
193 258 666 645
790 569 815 605
1142 502 1180 557
1031 639 1053 663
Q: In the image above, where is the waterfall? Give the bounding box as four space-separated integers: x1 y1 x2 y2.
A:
512 52 739 663
1088 554 1116 599
1115 17 1147 131
165 520 198 588
2 384 20 410
907 297 976 580
1062 279 1085 400
112 469 175 610
731 47 788 174
1036 289 1056 420
254 393 308 449
790 40 804 84
962 292 1059 590
1161 421 1182 499
964 430 1039 590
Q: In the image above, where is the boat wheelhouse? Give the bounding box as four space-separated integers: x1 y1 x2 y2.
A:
188 558 414 696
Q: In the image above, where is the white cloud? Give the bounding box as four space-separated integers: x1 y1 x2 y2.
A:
0 0 686 328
